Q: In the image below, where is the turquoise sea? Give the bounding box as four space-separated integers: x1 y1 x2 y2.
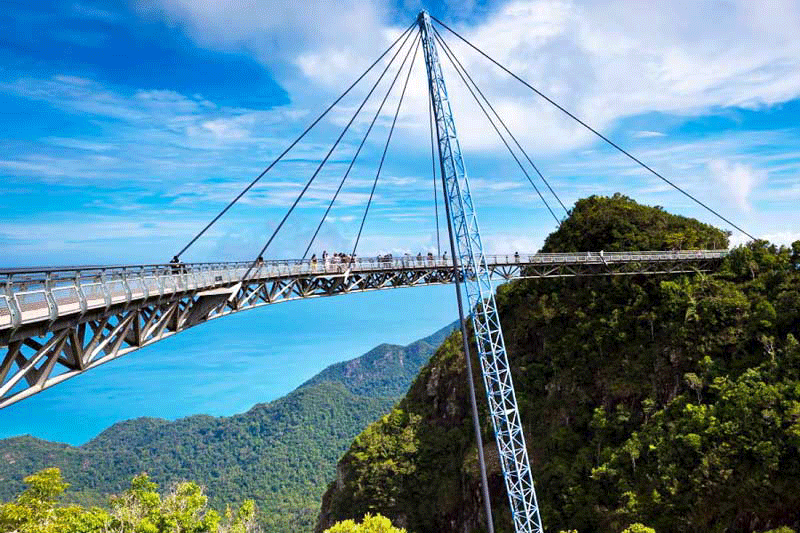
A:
0 284 457 445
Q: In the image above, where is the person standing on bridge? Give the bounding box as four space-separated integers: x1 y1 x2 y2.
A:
515 251 520 263
311 254 317 272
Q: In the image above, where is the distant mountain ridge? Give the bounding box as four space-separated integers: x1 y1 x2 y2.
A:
0 321 456 531
300 322 456 397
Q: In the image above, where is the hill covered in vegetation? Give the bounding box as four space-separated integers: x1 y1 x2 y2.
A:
317 195 800 533
0 323 455 532
299 325 455 397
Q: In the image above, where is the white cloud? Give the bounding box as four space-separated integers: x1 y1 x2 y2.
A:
72 2 121 22
136 0 389 72
46 138 114 151
726 230 799 248
633 131 666 138
483 233 548 254
52 74 93 86
198 118 252 140
136 0 800 157
0 74 335 185
708 158 766 211
727 232 752 248
761 231 800 246
423 0 800 153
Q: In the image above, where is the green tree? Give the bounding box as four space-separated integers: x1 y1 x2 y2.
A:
622 525 656 533
109 473 221 532
0 468 109 533
219 500 259 533
325 513 406 533
0 469 261 533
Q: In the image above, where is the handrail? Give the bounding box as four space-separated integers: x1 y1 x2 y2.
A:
0 250 728 277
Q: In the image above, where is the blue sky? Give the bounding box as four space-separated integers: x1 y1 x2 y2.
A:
1 0 799 443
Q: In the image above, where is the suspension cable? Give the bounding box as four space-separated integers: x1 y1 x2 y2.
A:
433 30 561 225
433 25 569 218
351 38 421 258
431 15 756 241
241 30 417 280
428 76 442 256
302 32 421 259
173 21 417 259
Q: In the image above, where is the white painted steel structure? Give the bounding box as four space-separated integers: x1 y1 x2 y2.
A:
0 250 725 409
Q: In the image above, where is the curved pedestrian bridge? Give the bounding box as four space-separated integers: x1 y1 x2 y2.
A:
0 250 726 408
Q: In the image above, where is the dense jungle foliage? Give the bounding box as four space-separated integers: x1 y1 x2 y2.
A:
317 195 800 533
0 325 454 532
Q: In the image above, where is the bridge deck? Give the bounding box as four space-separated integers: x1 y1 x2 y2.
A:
0 250 726 408
1 251 725 333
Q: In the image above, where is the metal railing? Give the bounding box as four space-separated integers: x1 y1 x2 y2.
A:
486 249 728 264
0 250 727 330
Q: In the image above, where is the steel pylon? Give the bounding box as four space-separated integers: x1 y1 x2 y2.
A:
418 11 544 533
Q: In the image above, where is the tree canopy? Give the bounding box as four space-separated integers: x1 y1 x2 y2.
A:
324 514 406 533
542 194 730 252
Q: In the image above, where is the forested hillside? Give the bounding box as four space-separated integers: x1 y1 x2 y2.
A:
300 324 455 397
0 323 455 531
317 195 800 533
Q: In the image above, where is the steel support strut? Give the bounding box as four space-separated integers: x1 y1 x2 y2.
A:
418 11 544 533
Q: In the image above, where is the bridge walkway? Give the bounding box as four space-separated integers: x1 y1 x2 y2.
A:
0 250 726 408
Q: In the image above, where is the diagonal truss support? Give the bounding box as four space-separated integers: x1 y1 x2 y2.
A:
419 11 543 533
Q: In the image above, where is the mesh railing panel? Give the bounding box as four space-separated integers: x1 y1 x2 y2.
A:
51 286 81 313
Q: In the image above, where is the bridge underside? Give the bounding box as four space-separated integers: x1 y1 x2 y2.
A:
0 251 724 408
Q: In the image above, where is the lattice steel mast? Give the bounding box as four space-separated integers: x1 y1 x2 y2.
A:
418 11 544 533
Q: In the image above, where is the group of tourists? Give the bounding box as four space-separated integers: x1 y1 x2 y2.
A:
170 249 460 276
315 251 451 267
306 250 452 271
301 251 357 273
318 251 356 265
168 249 531 276
393 252 448 264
